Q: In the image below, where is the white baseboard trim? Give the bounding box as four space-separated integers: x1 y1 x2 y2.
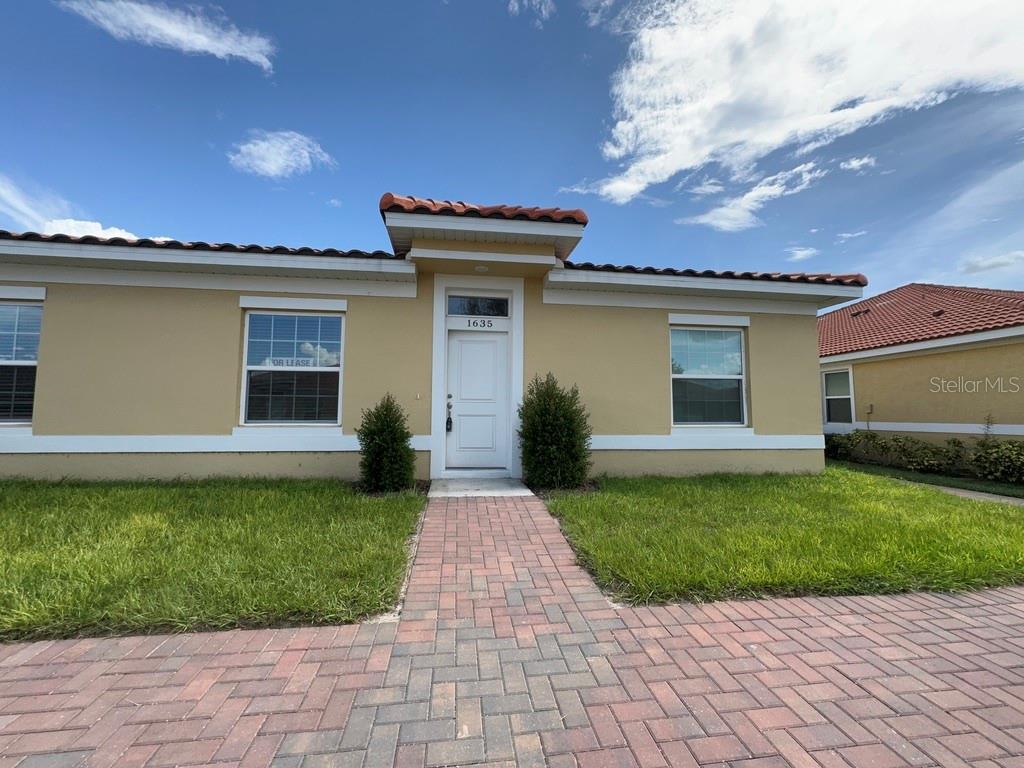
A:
0 430 824 454
590 433 824 450
0 429 432 454
824 422 1024 436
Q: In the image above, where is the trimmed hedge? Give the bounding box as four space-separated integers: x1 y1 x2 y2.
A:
356 394 416 493
825 428 1023 484
518 373 592 490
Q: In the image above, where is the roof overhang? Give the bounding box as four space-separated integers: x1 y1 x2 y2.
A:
546 268 863 308
0 238 416 283
383 211 585 260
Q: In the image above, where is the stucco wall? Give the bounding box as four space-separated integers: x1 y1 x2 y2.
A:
24 279 433 437
590 449 823 475
524 279 822 436
841 338 1024 426
0 452 431 481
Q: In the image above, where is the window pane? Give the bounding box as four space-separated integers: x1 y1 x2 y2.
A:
0 307 15 334
671 329 742 375
248 314 273 339
247 313 342 369
672 378 743 424
0 366 36 421
447 296 509 317
15 306 42 334
15 334 39 362
0 334 12 362
826 398 853 423
246 371 338 423
824 371 851 397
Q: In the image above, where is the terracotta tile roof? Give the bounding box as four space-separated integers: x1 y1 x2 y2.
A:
818 283 1024 357
379 193 589 225
565 260 868 287
0 229 399 260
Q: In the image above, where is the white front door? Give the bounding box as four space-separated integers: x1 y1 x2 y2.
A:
446 330 510 469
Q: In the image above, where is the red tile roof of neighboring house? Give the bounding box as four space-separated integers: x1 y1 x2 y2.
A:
379 193 589 225
565 261 869 287
0 229 400 260
818 283 1024 357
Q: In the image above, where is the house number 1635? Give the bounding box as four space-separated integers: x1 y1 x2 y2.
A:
466 318 494 328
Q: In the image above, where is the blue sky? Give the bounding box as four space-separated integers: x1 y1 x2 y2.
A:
2 0 1023 295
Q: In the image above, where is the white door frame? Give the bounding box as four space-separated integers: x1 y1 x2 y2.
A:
431 274 524 479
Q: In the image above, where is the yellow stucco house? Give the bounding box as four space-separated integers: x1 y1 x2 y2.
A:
819 283 1024 441
0 193 866 480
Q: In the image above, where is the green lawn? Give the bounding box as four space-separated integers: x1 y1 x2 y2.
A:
829 459 1024 500
0 479 423 641
546 466 1024 604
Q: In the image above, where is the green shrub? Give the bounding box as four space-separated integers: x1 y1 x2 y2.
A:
518 373 592 490
973 438 1024 484
356 394 416 493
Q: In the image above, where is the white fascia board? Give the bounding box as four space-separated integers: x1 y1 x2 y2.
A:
820 325 1024 364
0 263 417 298
669 313 749 327
240 296 348 312
547 269 862 306
590 433 824 450
384 211 585 240
410 247 559 267
0 285 46 300
0 240 416 281
823 421 1024 436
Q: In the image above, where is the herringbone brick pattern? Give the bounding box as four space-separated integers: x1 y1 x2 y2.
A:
4 494 1024 767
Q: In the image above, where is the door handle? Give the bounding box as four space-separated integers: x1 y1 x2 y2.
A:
446 398 453 433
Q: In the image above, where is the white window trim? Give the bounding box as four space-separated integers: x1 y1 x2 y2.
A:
239 309 345 428
821 367 855 426
0 286 46 301
668 313 749 327
239 296 348 312
1 300 43 426
669 323 749 429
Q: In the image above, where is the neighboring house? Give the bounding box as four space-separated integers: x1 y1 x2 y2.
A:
0 193 865 480
819 283 1024 440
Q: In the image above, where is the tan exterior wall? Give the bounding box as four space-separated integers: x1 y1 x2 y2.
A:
25 278 433 437
837 339 1024 426
0 452 431 481
524 279 822 436
590 449 824 476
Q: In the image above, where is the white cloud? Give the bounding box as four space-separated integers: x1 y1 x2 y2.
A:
327 198 343 208
687 177 724 197
837 230 868 242
785 246 819 262
507 0 556 25
840 155 877 172
228 131 335 179
961 250 1024 274
809 227 820 233
60 0 274 73
681 162 826 232
580 0 617 26
588 0 1024 203
0 173 138 238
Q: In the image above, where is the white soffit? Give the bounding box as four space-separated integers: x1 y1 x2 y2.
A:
383 212 584 260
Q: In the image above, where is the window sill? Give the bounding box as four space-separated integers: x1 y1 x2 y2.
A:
0 425 32 436
233 425 343 437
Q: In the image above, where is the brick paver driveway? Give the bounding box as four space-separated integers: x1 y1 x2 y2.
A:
4 495 1024 767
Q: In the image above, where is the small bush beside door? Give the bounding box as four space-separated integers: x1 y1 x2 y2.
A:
356 394 416 492
518 373 592 490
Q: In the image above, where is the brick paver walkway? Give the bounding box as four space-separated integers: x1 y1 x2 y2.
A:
4 495 1024 767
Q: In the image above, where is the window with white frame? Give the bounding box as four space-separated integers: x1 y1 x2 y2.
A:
670 327 746 425
822 370 853 424
0 303 42 423
243 312 343 424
